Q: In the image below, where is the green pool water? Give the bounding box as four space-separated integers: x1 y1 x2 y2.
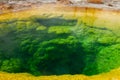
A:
0 11 120 76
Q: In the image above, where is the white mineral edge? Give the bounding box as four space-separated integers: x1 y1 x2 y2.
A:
0 0 120 10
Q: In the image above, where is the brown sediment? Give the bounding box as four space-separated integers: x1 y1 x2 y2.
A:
87 0 103 4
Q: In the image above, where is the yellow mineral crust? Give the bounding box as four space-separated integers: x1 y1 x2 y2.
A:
0 68 120 80
0 4 120 31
